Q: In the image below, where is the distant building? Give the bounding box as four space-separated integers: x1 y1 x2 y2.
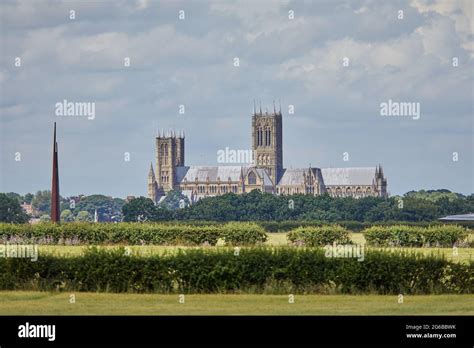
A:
20 203 34 215
148 104 388 203
439 213 474 221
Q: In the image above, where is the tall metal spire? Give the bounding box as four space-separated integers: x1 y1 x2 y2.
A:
259 100 262 115
51 122 60 223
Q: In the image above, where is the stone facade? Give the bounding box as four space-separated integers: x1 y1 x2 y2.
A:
148 106 388 203
252 107 283 185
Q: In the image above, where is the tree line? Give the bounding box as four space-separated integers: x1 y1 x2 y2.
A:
0 192 124 223
122 189 474 222
2 189 472 224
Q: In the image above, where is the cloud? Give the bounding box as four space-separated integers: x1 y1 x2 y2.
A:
0 0 472 196
411 0 473 56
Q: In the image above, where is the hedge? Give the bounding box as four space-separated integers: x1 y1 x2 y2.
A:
220 222 267 245
287 225 352 246
0 247 471 294
363 225 470 247
0 222 268 246
0 223 221 246
1 222 471 247
259 220 474 232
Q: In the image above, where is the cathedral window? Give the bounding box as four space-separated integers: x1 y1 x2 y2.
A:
257 127 263 146
248 172 256 185
164 144 169 165
265 128 271 146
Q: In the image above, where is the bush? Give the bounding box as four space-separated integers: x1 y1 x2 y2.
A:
423 225 470 247
363 225 424 247
0 223 221 246
256 220 454 233
220 222 267 246
0 247 471 294
363 225 470 247
287 225 352 246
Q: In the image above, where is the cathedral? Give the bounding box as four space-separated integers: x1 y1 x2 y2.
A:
148 105 387 203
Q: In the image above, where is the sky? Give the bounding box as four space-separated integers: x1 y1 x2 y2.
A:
0 0 473 198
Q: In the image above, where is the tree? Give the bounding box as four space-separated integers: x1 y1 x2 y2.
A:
159 190 190 210
60 209 74 222
75 211 91 222
174 190 472 222
74 195 124 222
60 197 72 214
122 197 158 222
31 190 52 216
0 193 30 223
5 192 22 202
24 193 34 204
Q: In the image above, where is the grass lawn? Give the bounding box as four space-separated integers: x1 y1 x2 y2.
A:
36 232 473 263
0 291 472 315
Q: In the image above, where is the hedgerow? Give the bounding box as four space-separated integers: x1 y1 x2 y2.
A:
0 222 470 247
287 225 352 246
259 220 474 232
0 222 269 246
0 223 221 246
363 225 470 247
0 247 471 294
220 222 267 245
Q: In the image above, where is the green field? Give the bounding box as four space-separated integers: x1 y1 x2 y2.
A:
0 292 472 315
3 232 472 315
35 232 473 263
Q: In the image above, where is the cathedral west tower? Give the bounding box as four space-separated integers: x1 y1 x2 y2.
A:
155 130 185 193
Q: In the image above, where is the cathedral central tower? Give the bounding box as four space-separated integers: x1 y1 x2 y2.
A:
252 103 283 187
